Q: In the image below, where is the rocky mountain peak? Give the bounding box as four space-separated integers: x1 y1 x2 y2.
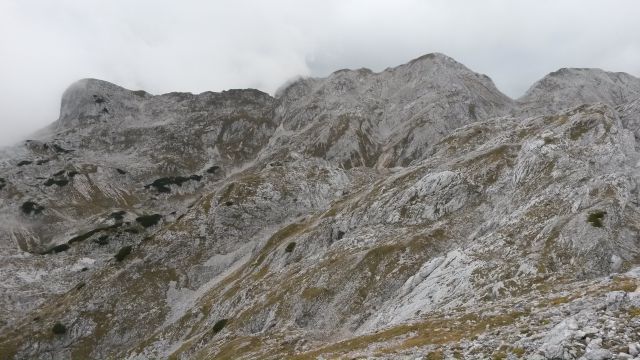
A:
3 54 640 359
518 67 640 114
402 52 473 73
270 53 513 168
57 78 274 132
57 78 135 129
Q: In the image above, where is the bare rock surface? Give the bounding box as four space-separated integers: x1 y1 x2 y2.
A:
1 53 640 359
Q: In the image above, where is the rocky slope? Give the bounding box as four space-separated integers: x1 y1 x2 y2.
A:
1 54 640 360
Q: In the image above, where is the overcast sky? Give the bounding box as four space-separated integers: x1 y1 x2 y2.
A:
1 0 639 146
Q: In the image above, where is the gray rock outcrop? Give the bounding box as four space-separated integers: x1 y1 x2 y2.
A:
1 53 640 359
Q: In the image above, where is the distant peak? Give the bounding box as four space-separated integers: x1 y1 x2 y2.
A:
63 78 127 96
330 67 374 76
378 53 480 84
528 67 640 89
518 66 640 111
57 79 148 129
408 52 457 64
402 53 472 73
539 67 639 82
545 67 604 78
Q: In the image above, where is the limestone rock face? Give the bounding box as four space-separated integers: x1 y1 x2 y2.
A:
271 53 514 168
55 78 277 172
1 54 640 359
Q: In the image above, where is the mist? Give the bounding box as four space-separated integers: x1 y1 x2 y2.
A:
1 0 639 146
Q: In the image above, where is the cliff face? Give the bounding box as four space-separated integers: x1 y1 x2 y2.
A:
1 54 640 359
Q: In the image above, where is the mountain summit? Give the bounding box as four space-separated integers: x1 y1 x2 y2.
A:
518 67 640 115
1 54 640 359
273 52 513 167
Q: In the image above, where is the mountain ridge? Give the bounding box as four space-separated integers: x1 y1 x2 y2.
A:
1 53 640 359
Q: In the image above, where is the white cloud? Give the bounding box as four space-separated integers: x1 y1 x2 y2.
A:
1 0 639 145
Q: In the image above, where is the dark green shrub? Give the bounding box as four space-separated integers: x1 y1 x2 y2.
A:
206 165 221 174
146 175 202 193
42 243 70 254
587 211 606 228
116 168 127 175
52 322 66 335
285 242 296 253
147 177 182 193
114 245 132 262
468 103 477 119
94 235 109 246
136 214 162 228
67 171 79 178
17 160 32 167
68 228 103 244
212 319 228 334
36 159 50 165
54 244 70 253
52 144 72 154
21 201 44 215
110 210 126 221
0 178 5 190
44 178 69 187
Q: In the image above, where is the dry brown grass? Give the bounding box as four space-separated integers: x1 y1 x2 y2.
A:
289 310 527 359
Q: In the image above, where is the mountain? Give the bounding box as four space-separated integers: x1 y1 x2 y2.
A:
1 54 640 360
271 53 513 168
517 67 640 115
